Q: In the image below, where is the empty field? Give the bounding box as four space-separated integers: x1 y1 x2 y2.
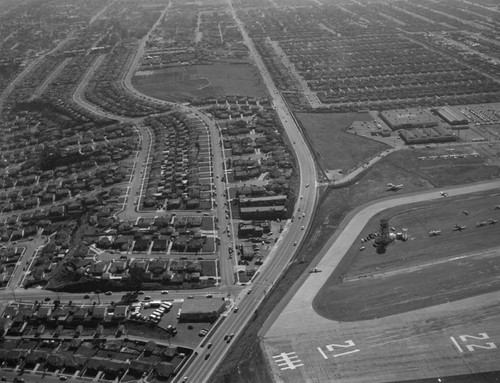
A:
296 112 386 171
313 192 500 321
132 63 268 102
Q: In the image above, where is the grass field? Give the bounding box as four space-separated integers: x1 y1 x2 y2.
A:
296 112 385 171
313 191 500 321
132 63 268 102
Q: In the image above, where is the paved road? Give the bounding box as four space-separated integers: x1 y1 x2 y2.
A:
175 1 319 382
6 236 48 290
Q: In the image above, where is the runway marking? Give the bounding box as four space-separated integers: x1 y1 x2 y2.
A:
450 336 464 353
318 340 360 359
273 352 303 370
451 333 497 353
317 347 328 359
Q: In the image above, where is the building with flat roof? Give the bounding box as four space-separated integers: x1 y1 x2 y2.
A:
240 205 287 220
399 126 457 145
380 109 438 130
179 299 226 323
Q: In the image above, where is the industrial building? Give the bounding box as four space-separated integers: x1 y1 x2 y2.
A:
399 126 457 145
380 109 439 130
433 106 469 125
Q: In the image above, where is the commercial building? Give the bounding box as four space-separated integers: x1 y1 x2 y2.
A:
179 299 226 323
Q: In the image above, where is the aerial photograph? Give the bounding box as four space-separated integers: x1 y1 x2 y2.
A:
0 0 499 382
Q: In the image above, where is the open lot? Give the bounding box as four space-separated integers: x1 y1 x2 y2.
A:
132 63 268 102
296 112 387 172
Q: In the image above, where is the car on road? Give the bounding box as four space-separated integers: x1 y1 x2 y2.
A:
207 342 212 349
301 226 304 230
233 307 239 313
105 291 112 296
161 290 169 294
44 297 51 302
138 291 145 295
205 353 211 360
305 184 310 188
144 296 152 301
247 289 252 294
59 376 67 381
293 242 297 246
83 294 90 299
182 377 188 383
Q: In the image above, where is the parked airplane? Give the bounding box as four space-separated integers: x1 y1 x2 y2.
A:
429 230 441 236
453 224 466 231
441 191 449 197
309 267 322 273
488 218 498 225
387 183 403 191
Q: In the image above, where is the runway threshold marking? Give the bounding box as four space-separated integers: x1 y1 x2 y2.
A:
451 333 497 353
273 352 304 370
317 340 360 359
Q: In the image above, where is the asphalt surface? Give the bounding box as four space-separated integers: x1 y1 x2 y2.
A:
263 180 500 383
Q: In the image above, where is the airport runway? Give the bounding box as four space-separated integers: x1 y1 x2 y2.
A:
263 180 500 383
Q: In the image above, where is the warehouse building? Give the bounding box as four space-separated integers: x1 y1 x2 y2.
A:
399 126 457 145
380 109 438 130
433 106 469 125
